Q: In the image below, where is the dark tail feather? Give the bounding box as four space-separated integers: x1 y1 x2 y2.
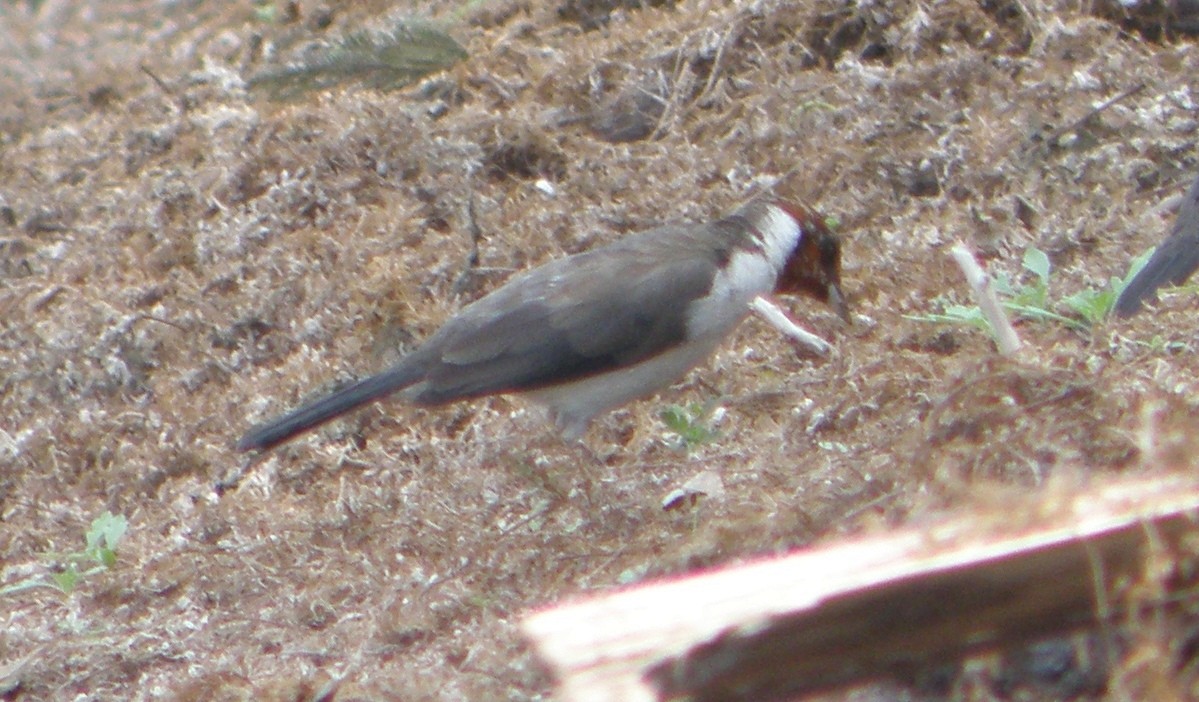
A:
237 364 423 451
1114 233 1199 318
1115 172 1199 318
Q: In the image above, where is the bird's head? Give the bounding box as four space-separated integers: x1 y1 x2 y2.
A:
773 203 849 322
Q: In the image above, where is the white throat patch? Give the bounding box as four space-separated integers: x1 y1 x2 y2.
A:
756 204 804 273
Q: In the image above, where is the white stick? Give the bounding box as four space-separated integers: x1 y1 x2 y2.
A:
749 295 831 355
949 242 1022 356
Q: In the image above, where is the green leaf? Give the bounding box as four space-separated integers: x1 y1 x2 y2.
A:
1022 247 1051 285
252 1 278 23
1123 248 1155 286
86 512 128 553
53 567 79 594
992 272 1016 297
97 548 118 569
658 403 720 450
1062 288 1114 326
919 305 992 329
1003 301 1087 330
659 405 690 433
250 21 468 100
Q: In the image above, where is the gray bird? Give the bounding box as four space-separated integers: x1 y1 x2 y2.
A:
1115 171 1199 317
237 200 847 451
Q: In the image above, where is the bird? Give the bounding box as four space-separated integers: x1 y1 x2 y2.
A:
237 199 848 452
1114 170 1199 317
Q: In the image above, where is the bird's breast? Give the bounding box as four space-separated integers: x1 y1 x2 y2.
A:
684 248 776 340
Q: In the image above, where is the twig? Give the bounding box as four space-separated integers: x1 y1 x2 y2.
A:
750 295 831 356
689 20 740 108
140 65 189 116
1029 82 1147 155
1063 81 1146 135
949 242 1022 356
452 195 483 297
649 58 694 142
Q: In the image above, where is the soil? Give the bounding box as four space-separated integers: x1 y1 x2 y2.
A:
3 0 1199 699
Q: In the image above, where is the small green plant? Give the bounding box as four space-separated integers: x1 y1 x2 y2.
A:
0 512 128 596
1062 248 1155 325
249 21 468 100
659 402 722 451
1136 334 1190 354
251 0 279 23
910 247 1155 336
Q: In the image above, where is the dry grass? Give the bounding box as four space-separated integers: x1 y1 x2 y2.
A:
2 0 1199 699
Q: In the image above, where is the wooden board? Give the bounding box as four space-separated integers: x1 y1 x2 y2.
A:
522 476 1199 701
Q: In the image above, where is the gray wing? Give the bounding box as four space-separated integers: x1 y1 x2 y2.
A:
408 225 725 404
1115 172 1199 317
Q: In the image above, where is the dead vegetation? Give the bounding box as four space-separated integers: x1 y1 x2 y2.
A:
1 0 1199 699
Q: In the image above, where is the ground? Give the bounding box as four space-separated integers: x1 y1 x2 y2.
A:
2 0 1199 700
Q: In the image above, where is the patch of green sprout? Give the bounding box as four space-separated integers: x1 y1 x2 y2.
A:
0 512 128 597
909 247 1156 336
659 401 722 452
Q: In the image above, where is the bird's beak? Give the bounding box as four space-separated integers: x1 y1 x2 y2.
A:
828 283 850 323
